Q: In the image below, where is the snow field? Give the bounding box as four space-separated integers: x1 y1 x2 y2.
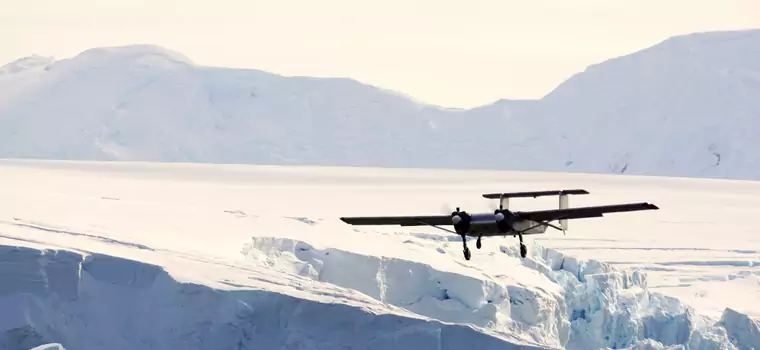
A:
0 160 758 349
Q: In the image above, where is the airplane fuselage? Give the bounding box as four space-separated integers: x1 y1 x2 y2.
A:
456 212 550 237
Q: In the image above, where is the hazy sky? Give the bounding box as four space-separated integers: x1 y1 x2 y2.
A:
3 0 759 107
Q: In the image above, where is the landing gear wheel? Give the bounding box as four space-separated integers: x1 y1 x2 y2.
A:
463 246 471 260
476 237 482 249
519 243 527 258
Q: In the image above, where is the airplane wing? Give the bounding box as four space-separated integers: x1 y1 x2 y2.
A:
340 215 452 226
514 202 659 222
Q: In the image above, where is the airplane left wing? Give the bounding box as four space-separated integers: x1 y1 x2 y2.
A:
515 202 659 222
340 215 451 226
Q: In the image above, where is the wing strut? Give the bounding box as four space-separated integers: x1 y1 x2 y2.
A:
412 219 458 235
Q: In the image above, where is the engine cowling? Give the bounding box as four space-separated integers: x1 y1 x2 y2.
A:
451 208 471 234
494 209 512 233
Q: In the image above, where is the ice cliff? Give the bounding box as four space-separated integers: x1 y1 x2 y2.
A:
2 235 758 349
241 236 759 349
0 245 552 350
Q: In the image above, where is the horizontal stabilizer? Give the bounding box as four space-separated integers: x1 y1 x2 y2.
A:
482 189 589 199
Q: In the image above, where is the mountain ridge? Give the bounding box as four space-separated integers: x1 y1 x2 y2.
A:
1 29 759 180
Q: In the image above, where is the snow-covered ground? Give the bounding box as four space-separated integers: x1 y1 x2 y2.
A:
1 159 758 349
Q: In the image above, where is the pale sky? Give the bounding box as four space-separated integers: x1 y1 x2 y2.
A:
3 0 759 108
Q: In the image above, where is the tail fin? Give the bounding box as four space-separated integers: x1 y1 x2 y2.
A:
482 189 588 233
500 195 509 210
559 193 569 232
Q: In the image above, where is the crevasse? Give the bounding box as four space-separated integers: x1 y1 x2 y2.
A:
244 236 759 349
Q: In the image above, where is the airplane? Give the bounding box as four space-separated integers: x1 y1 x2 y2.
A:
339 189 659 261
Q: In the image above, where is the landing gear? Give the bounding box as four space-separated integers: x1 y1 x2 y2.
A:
461 234 471 260
451 208 474 261
518 233 527 258
476 236 482 249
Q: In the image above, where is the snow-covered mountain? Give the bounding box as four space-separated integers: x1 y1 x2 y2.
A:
1 29 759 180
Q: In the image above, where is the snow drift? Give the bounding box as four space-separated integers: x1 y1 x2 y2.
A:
1 29 760 180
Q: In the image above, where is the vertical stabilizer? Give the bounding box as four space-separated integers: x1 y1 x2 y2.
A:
500 196 509 210
559 193 569 231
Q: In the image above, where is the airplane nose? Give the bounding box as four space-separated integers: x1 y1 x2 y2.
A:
451 215 461 224
494 212 505 221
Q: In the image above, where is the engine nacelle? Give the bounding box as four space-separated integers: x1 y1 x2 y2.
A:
494 209 512 233
451 208 471 235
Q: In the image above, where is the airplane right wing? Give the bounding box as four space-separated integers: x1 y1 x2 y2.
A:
514 202 659 223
